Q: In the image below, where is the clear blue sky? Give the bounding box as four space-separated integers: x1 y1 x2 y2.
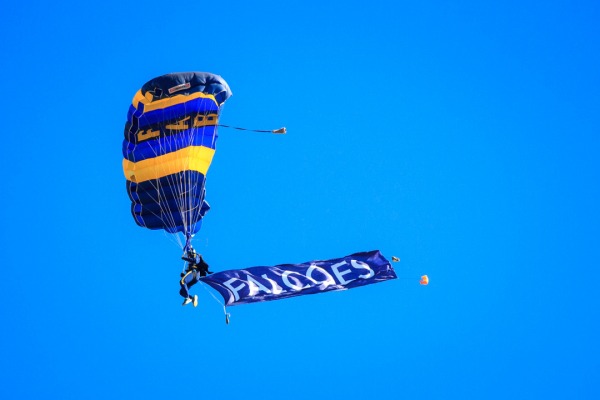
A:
1 0 599 398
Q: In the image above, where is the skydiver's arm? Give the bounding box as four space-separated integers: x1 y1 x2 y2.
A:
198 256 209 269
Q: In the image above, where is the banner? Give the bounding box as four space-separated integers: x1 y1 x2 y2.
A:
200 250 396 306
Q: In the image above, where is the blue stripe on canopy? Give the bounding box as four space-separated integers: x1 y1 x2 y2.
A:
122 126 218 162
126 96 220 129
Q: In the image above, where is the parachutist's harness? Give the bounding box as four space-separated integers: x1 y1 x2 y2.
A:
182 253 212 277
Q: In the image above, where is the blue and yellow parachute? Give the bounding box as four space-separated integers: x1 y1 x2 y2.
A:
122 72 232 247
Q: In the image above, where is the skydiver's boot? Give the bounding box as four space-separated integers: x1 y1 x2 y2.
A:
182 297 193 306
193 295 198 308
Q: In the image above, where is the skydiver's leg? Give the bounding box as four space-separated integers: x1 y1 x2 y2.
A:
180 283 190 298
180 272 195 298
180 283 193 306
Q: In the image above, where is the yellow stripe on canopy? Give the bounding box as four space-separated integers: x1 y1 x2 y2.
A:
122 146 215 183
131 90 218 113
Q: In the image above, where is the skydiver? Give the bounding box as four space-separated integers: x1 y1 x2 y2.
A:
179 247 213 306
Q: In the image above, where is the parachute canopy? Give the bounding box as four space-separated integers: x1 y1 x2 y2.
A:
122 72 232 240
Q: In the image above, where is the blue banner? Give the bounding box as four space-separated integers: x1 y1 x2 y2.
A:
200 250 397 306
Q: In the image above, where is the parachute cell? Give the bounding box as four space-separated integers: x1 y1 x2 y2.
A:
122 72 231 243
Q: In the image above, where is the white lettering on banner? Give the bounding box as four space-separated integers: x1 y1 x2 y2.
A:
223 278 246 302
261 274 285 294
306 264 336 288
352 260 374 279
282 271 310 291
247 275 272 296
219 258 379 302
331 261 355 285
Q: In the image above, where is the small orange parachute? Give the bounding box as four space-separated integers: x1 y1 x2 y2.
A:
420 275 429 285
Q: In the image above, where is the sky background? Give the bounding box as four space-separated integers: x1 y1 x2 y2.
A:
1 0 599 398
